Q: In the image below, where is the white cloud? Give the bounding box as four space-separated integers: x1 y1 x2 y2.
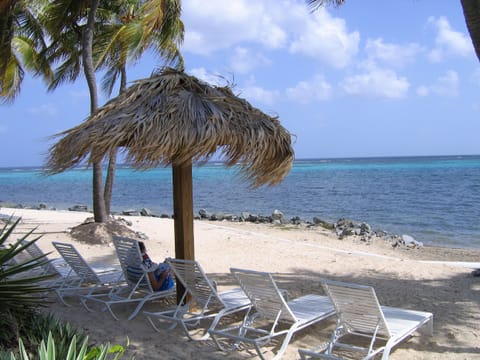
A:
182 0 359 68
427 16 472 61
286 74 332 103
182 0 287 55
188 67 229 86
288 7 360 68
241 85 279 106
416 85 429 97
238 76 280 105
229 47 271 74
365 38 422 68
340 68 410 99
27 103 58 116
416 70 459 97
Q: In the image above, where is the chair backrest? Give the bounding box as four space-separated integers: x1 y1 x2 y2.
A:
21 240 58 275
167 258 224 311
321 279 391 338
231 268 296 323
112 236 153 292
52 242 99 283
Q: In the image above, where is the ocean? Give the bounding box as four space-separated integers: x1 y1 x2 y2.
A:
1 155 479 249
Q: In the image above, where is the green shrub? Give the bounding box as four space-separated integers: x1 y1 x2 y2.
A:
10 332 127 360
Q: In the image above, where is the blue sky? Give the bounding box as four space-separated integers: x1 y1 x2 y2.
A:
0 0 479 167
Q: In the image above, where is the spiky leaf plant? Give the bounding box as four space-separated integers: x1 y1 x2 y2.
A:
0 216 52 308
10 332 127 360
0 216 54 352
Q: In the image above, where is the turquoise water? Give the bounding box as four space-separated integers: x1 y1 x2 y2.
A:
1 155 479 249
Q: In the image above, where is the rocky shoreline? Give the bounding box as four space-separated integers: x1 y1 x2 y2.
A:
1 201 432 251
2 203 480 266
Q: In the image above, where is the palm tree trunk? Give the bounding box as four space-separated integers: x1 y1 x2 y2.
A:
104 149 116 215
103 66 127 215
83 0 107 223
0 0 16 16
461 0 480 62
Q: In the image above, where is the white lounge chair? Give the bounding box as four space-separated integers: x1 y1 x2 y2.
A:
21 240 71 277
298 279 433 360
143 258 251 340
80 236 176 320
209 268 336 360
52 241 125 305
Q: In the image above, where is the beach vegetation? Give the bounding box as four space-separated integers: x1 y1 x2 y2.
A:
0 218 128 358
0 216 52 352
0 217 51 309
94 0 184 215
42 0 184 223
0 0 52 103
6 331 128 360
0 313 84 358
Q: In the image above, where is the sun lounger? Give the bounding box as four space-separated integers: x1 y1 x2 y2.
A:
80 236 176 320
298 279 433 360
209 268 335 360
52 241 125 305
143 258 251 340
20 239 73 279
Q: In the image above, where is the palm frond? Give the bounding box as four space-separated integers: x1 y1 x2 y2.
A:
100 66 120 97
0 51 23 103
306 0 346 11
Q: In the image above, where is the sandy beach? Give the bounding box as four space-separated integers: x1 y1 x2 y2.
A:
2 207 480 359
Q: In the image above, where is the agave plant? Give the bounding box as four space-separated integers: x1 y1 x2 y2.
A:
0 216 52 309
11 332 127 360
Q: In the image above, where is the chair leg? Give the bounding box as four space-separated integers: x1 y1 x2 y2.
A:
127 299 147 320
80 297 94 312
271 325 299 360
146 315 178 332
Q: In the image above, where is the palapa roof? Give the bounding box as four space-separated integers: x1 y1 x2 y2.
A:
47 67 294 187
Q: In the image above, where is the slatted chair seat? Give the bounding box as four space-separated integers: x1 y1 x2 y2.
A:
209 268 335 360
143 258 251 340
80 236 175 320
20 240 74 284
51 241 124 305
298 279 433 360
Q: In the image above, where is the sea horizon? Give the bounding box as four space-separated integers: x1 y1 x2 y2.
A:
1 154 479 250
2 153 480 170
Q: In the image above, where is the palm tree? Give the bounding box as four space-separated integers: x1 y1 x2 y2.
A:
0 0 52 103
94 0 184 214
41 0 108 222
44 0 183 221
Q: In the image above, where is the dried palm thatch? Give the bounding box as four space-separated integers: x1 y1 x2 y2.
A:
47 67 294 187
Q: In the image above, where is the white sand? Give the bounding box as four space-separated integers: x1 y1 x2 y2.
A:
2 207 480 359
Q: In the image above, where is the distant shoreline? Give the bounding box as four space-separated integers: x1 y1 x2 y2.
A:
1 153 480 169
3 205 480 259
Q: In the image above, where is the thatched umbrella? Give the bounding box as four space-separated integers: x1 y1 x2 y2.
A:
47 67 294 265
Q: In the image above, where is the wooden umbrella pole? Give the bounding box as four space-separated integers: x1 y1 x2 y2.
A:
172 160 195 303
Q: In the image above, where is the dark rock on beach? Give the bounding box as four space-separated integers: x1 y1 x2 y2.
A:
69 204 89 212
59 203 426 251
